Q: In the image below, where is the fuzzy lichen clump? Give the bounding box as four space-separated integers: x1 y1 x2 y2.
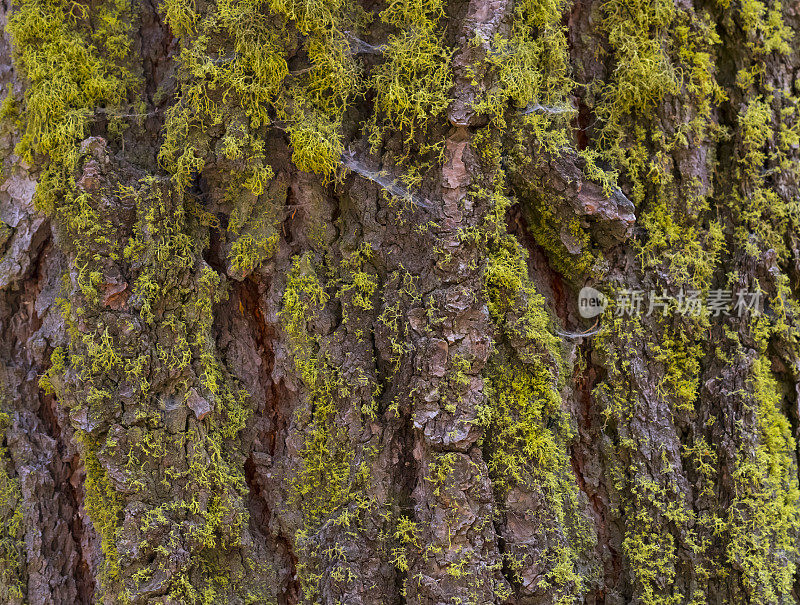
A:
368 0 452 150
270 0 365 175
158 0 287 187
7 0 138 212
597 0 680 155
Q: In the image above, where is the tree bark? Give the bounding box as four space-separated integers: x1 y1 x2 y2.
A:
1 0 799 602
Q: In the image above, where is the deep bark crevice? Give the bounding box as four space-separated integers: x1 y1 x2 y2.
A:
234 273 300 603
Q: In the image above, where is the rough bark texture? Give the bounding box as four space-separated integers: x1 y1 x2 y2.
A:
1 0 800 602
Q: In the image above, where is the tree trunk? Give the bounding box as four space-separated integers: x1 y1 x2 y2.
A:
1 0 799 602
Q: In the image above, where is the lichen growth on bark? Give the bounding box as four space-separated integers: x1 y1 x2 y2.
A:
3 0 800 600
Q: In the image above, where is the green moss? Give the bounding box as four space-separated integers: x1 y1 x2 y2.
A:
593 314 692 602
161 0 198 37
282 244 368 522
637 188 725 289
281 254 364 510
0 93 18 124
590 0 730 290
336 244 379 328
38 346 66 394
228 231 279 278
495 0 572 110
522 199 596 279
594 301 800 603
280 253 329 389
4 5 144 593
480 355 566 493
577 0 799 601
225 171 285 280
728 93 796 263
160 0 366 182
619 478 688 605
30 169 257 600
378 278 414 376
474 183 566 370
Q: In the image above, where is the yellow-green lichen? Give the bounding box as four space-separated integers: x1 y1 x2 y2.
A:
368 0 452 150
280 252 383 600
724 325 799 602
0 411 25 603
7 0 138 212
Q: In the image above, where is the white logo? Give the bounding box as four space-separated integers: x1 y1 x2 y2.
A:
578 287 607 318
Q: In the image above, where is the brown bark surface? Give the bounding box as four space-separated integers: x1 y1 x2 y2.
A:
1 0 800 602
